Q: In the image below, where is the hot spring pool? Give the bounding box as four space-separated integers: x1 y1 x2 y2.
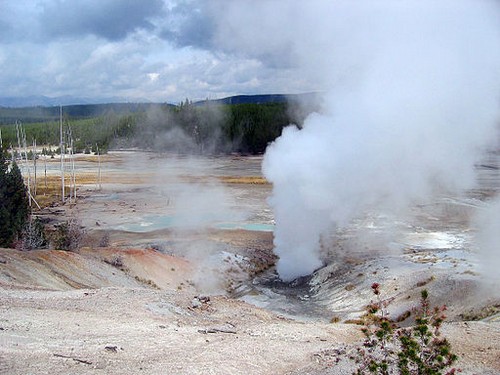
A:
116 215 274 232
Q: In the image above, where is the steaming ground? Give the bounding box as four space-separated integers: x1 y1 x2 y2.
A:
1 151 499 374
260 0 500 282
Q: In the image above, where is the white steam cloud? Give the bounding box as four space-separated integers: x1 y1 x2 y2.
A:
259 1 500 281
475 197 500 284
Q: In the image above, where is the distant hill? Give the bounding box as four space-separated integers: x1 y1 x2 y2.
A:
0 103 172 125
0 95 149 108
1 93 321 109
0 93 321 125
195 93 321 106
206 94 288 105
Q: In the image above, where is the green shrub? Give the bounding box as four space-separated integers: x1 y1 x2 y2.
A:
351 283 458 375
51 218 85 251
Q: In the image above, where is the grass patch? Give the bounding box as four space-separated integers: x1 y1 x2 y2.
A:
415 275 435 287
219 176 269 185
134 276 160 289
460 304 500 321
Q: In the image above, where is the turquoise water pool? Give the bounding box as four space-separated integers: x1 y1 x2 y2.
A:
116 215 174 232
116 215 274 233
215 222 274 232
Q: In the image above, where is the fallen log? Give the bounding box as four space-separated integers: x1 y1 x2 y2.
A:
53 353 92 365
198 328 237 334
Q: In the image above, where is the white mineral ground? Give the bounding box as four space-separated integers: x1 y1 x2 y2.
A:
0 151 499 374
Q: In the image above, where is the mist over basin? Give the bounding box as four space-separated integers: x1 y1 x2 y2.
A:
69 151 274 235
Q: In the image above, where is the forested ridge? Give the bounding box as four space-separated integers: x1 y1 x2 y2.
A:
0 103 168 125
0 97 316 155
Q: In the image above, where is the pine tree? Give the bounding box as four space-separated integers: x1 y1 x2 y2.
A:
0 151 30 247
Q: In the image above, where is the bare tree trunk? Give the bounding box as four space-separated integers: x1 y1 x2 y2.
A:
33 139 37 196
14 123 40 209
20 124 32 208
97 144 102 191
44 150 47 195
67 128 76 203
60 105 65 203
70 129 76 202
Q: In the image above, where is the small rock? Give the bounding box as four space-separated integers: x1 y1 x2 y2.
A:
198 296 211 303
191 295 210 308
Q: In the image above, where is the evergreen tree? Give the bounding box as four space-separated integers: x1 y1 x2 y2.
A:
0 151 30 247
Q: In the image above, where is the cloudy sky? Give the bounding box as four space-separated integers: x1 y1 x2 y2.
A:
0 0 325 103
0 0 499 104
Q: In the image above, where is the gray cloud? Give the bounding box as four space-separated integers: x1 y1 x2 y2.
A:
157 0 298 69
0 19 11 41
207 1 299 69
159 0 215 49
39 0 165 41
0 2 40 43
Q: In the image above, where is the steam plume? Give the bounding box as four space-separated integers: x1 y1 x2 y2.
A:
262 1 500 281
475 197 500 285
